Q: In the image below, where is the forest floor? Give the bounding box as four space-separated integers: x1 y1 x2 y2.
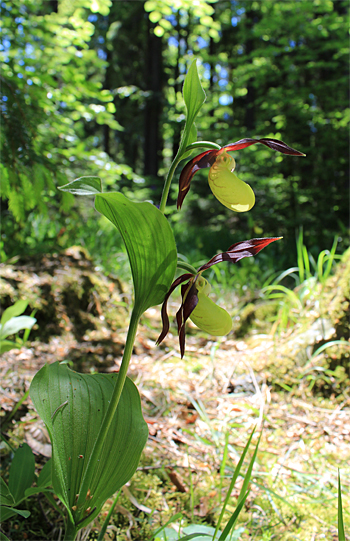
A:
1 301 350 541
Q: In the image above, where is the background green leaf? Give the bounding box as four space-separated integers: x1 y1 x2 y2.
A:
0 316 37 341
177 59 206 161
0 300 28 326
0 340 19 354
95 192 177 315
183 59 206 128
58 176 102 195
37 459 52 488
8 443 35 503
0 479 14 506
0 507 30 521
30 362 149 528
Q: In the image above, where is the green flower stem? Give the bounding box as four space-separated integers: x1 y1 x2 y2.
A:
159 156 181 214
75 308 141 514
63 515 78 541
177 260 197 274
159 141 221 214
184 141 221 151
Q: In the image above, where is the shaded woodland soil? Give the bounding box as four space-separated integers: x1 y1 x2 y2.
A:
1 249 349 540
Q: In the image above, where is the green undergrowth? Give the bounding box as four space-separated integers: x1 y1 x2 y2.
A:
1 242 349 540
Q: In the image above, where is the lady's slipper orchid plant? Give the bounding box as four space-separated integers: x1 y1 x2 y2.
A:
177 137 305 211
157 237 281 357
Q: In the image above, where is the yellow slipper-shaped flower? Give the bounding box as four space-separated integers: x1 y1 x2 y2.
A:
208 150 255 212
176 136 304 211
157 237 283 357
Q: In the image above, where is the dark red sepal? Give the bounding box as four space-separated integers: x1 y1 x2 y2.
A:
156 273 194 346
198 237 282 272
177 149 218 209
223 138 305 156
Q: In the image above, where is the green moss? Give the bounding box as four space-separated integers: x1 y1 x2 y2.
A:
249 249 350 396
234 301 278 338
0 246 128 343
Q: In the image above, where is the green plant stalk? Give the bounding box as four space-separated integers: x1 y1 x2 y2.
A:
159 141 221 214
64 514 78 541
75 308 141 516
177 260 197 274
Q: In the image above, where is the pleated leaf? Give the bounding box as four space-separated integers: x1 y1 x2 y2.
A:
95 192 177 315
29 362 148 528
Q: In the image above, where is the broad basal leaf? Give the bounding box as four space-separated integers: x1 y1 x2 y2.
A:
95 192 177 315
30 362 148 529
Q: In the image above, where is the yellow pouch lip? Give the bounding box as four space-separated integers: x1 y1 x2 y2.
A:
190 291 232 336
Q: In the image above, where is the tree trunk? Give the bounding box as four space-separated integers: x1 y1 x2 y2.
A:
143 19 163 177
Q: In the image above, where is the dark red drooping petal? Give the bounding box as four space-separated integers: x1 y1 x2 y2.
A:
177 149 218 209
198 237 282 272
223 138 305 156
176 281 199 358
156 273 194 346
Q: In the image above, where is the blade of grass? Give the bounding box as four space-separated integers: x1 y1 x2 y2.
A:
218 490 249 541
213 427 257 540
253 481 296 510
321 236 339 282
152 513 183 540
338 471 345 541
219 432 229 500
97 489 122 541
302 244 311 280
296 229 305 284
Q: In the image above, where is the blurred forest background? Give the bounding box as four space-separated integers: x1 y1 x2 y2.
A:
1 0 348 272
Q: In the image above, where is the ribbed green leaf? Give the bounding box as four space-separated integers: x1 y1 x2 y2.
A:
95 192 177 315
29 362 148 528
